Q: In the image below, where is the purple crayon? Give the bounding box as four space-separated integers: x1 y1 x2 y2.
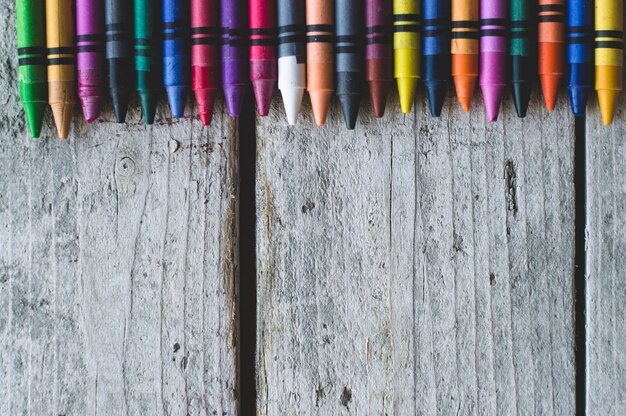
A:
480 0 507 122
76 0 105 123
221 0 249 117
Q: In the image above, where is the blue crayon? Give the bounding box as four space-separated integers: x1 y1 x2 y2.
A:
162 0 190 118
423 0 451 117
567 0 594 117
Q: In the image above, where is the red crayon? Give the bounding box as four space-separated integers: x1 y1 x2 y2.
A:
365 0 393 117
249 0 277 116
191 0 220 125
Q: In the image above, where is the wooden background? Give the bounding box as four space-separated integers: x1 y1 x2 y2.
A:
0 0 624 414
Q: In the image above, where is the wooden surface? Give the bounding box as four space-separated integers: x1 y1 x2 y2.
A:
0 4 239 414
256 90 577 415
586 93 626 415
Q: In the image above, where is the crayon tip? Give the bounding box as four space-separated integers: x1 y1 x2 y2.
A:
166 86 187 119
338 93 360 130
512 82 533 118
397 77 417 114
425 81 447 117
194 88 217 126
308 90 333 126
139 93 158 125
50 102 73 140
224 86 247 117
568 86 591 118
598 89 620 126
368 80 389 118
80 97 102 124
540 74 561 111
481 85 505 122
453 75 477 113
111 89 129 123
252 79 276 117
280 87 305 126
23 102 46 138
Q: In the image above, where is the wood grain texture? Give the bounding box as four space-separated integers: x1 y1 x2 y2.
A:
0 1 239 414
256 89 577 415
586 88 626 415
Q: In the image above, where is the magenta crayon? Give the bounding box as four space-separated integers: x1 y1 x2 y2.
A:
480 0 507 122
221 0 249 117
249 0 277 116
76 0 105 122
192 0 220 125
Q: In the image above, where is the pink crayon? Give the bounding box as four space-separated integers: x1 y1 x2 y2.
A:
480 0 507 122
76 0 105 123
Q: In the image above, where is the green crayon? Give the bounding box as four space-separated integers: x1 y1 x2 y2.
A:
134 0 161 124
16 0 47 138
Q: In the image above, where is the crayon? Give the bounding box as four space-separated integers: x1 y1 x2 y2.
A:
480 0 507 122
423 0 451 117
76 0 105 123
46 0 75 139
16 0 47 138
567 0 593 117
135 0 161 124
192 0 219 125
163 0 190 118
336 0 364 129
393 0 421 114
451 0 479 112
221 0 249 117
250 0 277 116
105 0 133 122
365 0 393 117
510 0 536 117
595 0 623 125
278 0 306 125
306 0 334 126
538 0 566 110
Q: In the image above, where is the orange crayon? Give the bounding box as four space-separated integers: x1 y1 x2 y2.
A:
538 0 566 110
306 0 334 126
451 0 479 112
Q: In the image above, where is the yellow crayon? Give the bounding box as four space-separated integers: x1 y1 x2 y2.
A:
46 0 75 139
595 0 623 125
394 0 421 113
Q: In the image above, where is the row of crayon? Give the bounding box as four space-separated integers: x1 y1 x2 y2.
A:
15 0 625 139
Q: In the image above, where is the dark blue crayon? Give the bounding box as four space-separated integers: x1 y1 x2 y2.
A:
567 0 594 117
423 0 451 117
162 0 190 118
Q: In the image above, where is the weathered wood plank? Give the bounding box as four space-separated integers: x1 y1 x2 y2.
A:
256 89 576 415
0 1 239 413
586 87 626 415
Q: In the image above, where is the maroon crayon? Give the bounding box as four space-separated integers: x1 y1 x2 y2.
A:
76 0 105 122
365 0 393 117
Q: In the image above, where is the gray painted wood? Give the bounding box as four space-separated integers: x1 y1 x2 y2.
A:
256 89 577 415
0 2 239 414
586 93 626 415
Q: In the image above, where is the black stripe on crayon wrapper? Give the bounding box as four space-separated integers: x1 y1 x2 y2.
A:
451 21 480 29
422 18 449 26
135 38 153 46
423 28 450 37
278 24 305 34
509 32 534 39
221 38 248 46
76 34 104 43
510 21 532 29
306 34 334 43
191 37 220 45
106 33 128 41
77 44 104 53
538 15 565 23
596 30 624 38
105 23 125 31
163 30 188 40
47 46 75 54
191 26 220 35
250 28 276 36
222 27 248 36
538 4 565 12
568 35 593 43
481 29 507 37
47 57 76 65
163 20 186 30
134 48 151 56
569 25 593 34
595 41 623 49
335 46 363 55
451 32 479 39
480 18 507 26
18 57 46 66
366 25 392 34
250 38 277 46
393 24 420 33
365 35 392 44
307 24 334 33
393 14 420 22
18 46 46 55
277 34 306 44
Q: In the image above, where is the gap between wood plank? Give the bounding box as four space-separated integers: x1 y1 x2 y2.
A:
574 116 586 416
